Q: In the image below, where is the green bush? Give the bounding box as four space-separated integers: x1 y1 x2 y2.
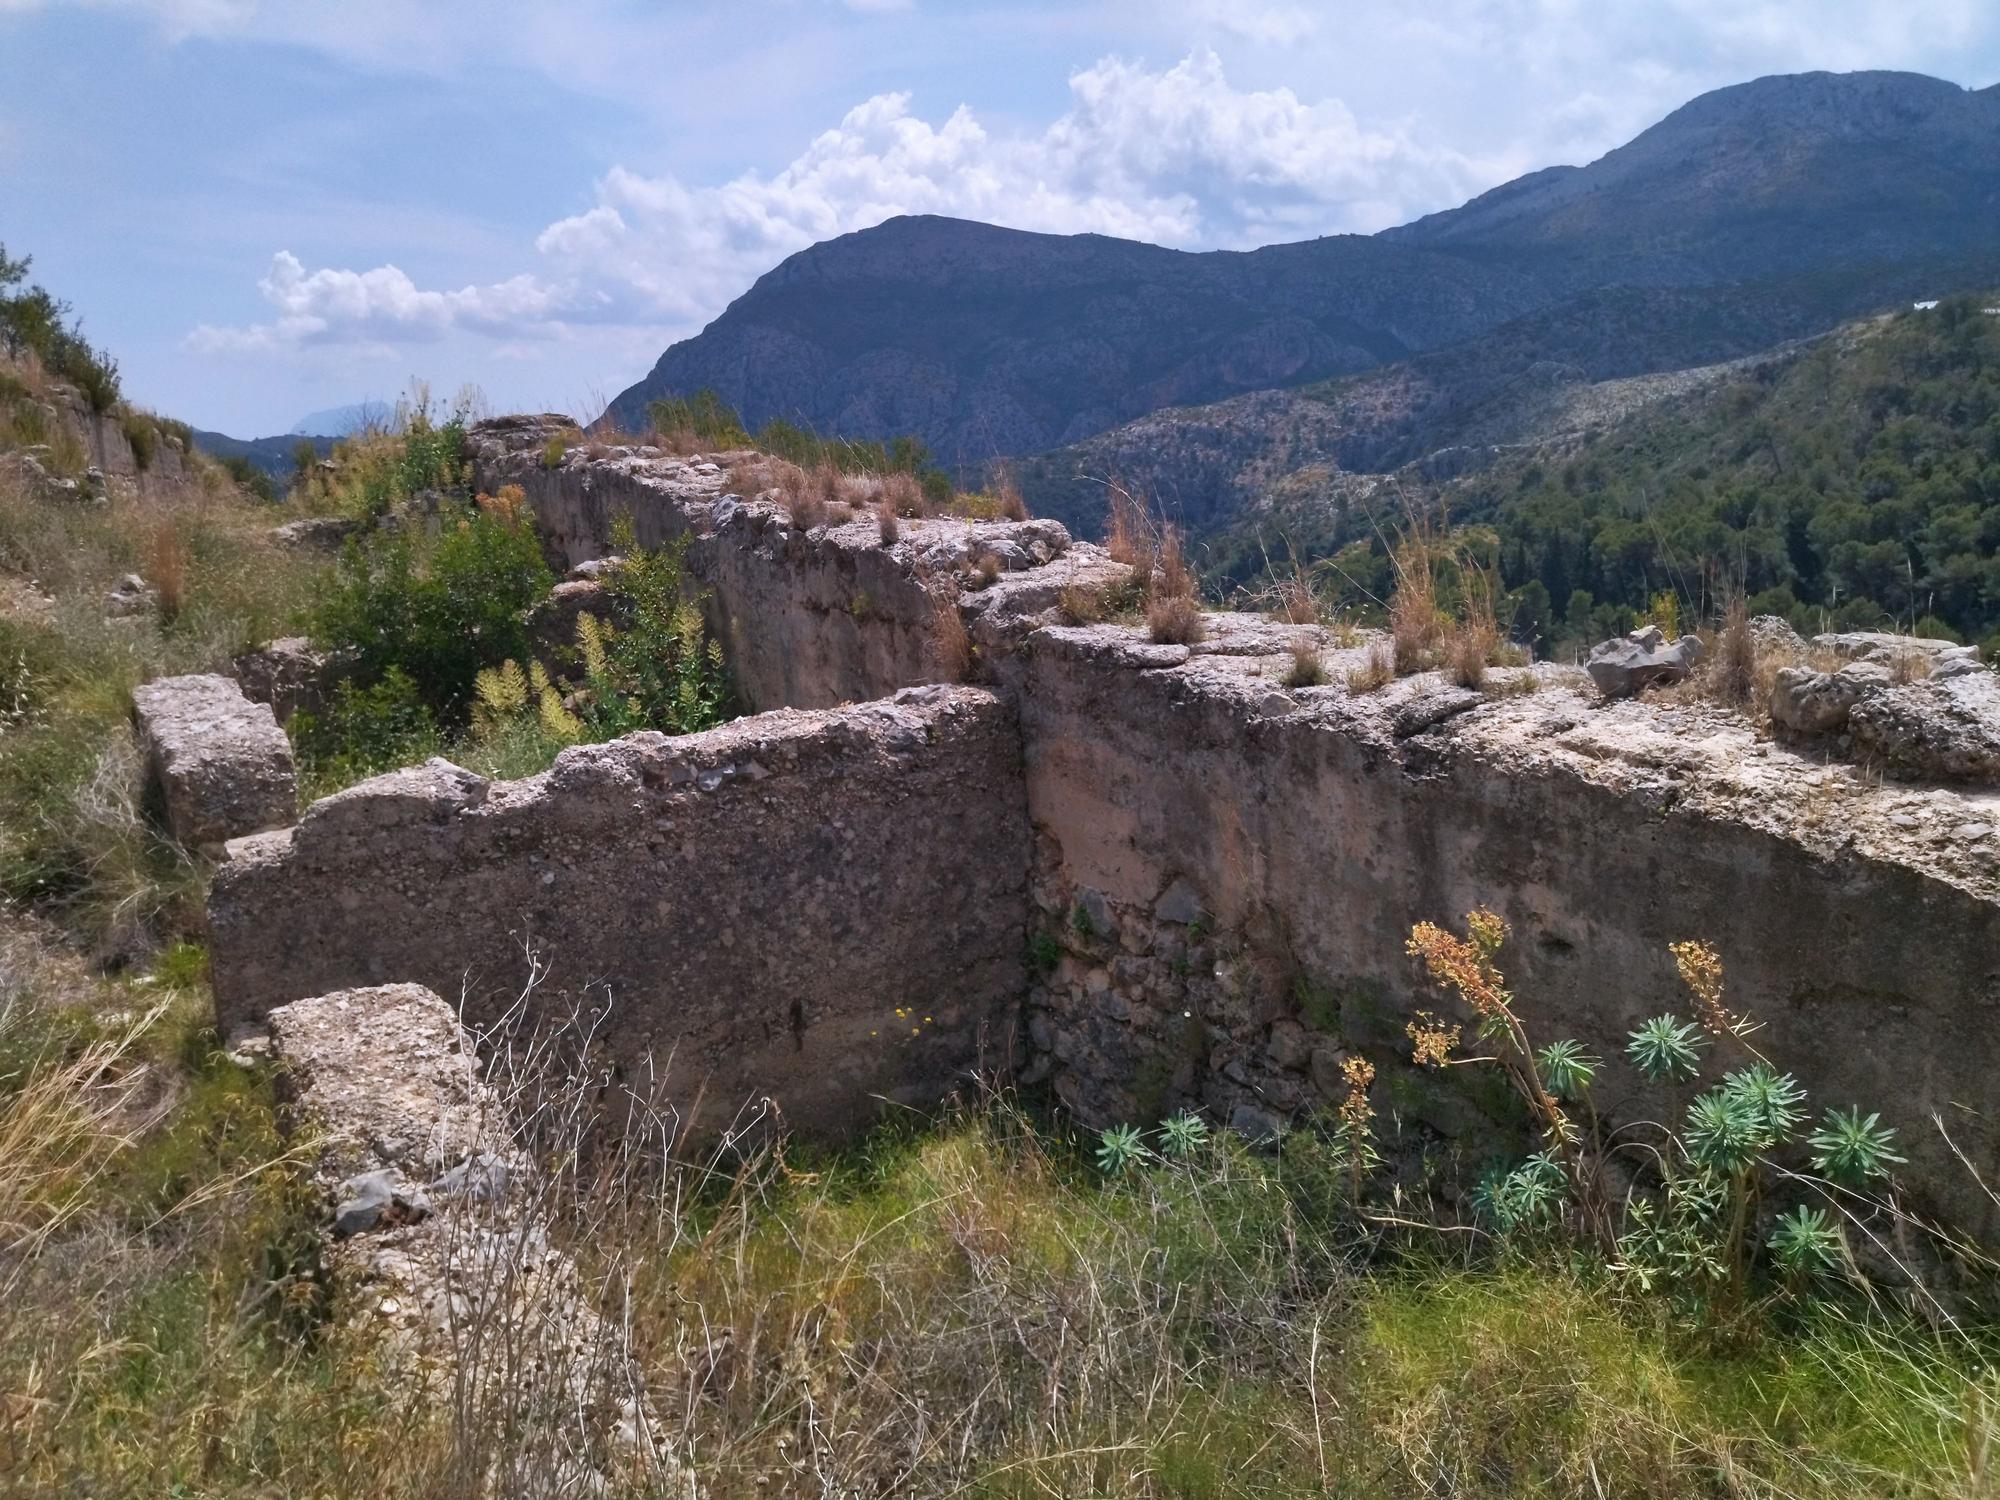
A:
0 243 120 413
288 669 441 796
117 409 156 471
311 502 553 723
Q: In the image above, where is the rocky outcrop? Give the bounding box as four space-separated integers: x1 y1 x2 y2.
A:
266 982 693 1495
1770 632 2000 782
211 686 1030 1141
1585 625 1705 698
131 674 296 849
1850 672 2000 781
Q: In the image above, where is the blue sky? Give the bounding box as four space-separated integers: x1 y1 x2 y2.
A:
4 1 1998 436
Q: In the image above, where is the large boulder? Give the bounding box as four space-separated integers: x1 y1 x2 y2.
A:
1585 625 1705 698
1848 672 2000 782
1769 659 1894 734
1812 631 1980 671
132 673 297 849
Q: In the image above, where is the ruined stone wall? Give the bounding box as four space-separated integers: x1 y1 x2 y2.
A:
211 686 1030 1139
1016 621 2000 1233
206 420 2000 1226
468 416 1122 713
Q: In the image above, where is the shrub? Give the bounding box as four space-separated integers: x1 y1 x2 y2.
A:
1146 592 1205 644
312 501 554 723
118 409 157 472
288 669 441 795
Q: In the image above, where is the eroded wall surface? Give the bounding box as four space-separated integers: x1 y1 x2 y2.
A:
212 686 1030 1139
1016 620 2000 1232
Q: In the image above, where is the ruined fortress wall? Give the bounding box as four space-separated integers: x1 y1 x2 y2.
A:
210 686 1030 1139
471 421 943 712
209 420 2000 1223
1017 627 2000 1231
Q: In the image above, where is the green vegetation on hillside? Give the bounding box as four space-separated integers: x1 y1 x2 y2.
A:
1293 297 2000 655
0 243 121 414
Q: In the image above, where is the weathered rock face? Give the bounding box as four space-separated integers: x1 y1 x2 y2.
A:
1585 625 1705 697
212 686 1030 1140
267 982 693 1494
1850 672 2000 781
131 674 297 849
1769 632 2000 782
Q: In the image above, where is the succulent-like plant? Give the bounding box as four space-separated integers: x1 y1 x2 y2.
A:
1684 1087 1764 1176
1158 1111 1210 1160
1721 1063 1807 1141
1807 1106 1907 1188
1536 1039 1599 1101
1474 1150 1567 1232
1095 1122 1148 1176
1768 1205 1842 1277
1625 1013 1706 1083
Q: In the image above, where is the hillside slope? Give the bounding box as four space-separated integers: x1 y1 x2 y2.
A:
609 70 2000 470
1167 299 2000 655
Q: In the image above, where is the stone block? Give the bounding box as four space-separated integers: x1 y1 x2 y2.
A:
132 673 296 849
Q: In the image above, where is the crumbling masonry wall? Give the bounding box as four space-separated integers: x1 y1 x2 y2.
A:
212 686 1029 1139
208 419 2000 1230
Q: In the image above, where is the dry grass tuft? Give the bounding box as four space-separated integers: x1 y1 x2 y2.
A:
1347 639 1395 693
1388 522 1450 675
881 470 925 519
1713 596 1757 706
1103 481 1155 575
145 520 189 625
876 497 901 546
929 590 973 681
1058 581 1106 625
994 462 1029 523
1283 641 1328 688
1146 592 1205 645
724 456 767 498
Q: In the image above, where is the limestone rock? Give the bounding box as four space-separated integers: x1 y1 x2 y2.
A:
1747 614 1807 657
1769 660 1893 734
1812 630 1979 670
132 673 297 849
232 636 337 724
1585 626 1705 697
270 515 362 552
1848 673 2000 782
105 572 155 617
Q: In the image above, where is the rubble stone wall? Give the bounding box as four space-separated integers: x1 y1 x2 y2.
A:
212 686 1031 1139
207 419 2000 1228
1016 623 2000 1233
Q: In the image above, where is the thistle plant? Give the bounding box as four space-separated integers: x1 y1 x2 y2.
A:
1095 1123 1147 1176
1158 1111 1210 1160
1626 1014 1705 1084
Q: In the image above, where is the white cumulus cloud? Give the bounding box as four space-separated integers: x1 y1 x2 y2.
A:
192 49 1493 356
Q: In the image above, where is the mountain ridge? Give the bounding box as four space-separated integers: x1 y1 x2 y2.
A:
606 69 2000 502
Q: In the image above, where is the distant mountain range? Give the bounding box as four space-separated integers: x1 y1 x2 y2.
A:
190 428 334 481
605 69 2000 541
